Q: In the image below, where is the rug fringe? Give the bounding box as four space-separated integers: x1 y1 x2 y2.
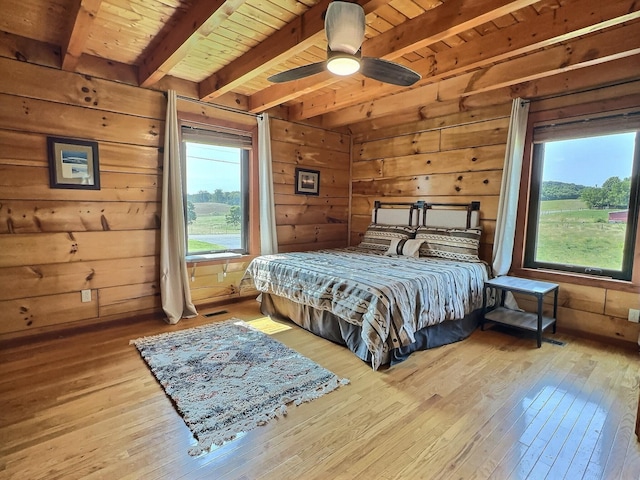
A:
188 376 349 457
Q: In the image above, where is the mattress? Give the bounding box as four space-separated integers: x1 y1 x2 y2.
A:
241 247 490 370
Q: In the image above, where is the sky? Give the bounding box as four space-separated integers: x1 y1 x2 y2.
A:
542 132 636 187
185 143 241 194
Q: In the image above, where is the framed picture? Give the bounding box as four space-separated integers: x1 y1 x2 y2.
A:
47 137 100 190
295 167 320 195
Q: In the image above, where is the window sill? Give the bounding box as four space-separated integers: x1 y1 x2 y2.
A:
186 252 253 268
510 267 639 294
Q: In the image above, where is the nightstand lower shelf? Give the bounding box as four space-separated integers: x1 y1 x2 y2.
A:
483 307 556 332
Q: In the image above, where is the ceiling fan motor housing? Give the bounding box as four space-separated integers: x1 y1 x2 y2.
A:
325 1 365 54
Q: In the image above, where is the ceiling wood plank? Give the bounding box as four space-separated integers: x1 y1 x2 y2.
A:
138 0 249 88
198 0 389 101
293 0 640 120
61 0 104 71
248 0 539 112
321 22 640 128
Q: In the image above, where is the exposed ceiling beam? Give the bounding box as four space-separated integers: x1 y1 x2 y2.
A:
247 0 539 113
61 0 103 71
364 0 539 60
321 22 640 128
138 0 249 88
198 0 388 101
292 0 640 120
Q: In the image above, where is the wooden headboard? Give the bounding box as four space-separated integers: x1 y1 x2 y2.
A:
372 201 480 228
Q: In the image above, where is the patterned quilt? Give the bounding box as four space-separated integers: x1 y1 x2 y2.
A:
240 248 490 370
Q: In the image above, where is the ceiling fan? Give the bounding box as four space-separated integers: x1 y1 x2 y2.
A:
267 1 421 87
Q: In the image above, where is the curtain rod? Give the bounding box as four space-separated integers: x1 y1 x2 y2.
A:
175 93 263 119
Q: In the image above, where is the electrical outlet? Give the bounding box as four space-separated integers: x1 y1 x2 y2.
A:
629 308 640 323
217 272 224 283
81 289 91 303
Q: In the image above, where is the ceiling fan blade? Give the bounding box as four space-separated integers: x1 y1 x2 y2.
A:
267 62 326 83
325 1 365 54
361 57 421 87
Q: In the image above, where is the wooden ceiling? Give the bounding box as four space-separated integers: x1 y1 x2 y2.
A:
1 0 639 128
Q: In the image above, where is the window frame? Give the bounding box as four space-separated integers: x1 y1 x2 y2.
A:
178 114 259 259
514 102 640 288
523 128 640 281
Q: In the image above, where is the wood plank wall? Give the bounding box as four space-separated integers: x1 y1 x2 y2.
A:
270 117 351 252
0 57 165 337
350 103 513 262
0 56 351 336
349 87 639 346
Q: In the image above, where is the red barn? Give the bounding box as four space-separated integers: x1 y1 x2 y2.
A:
608 210 628 223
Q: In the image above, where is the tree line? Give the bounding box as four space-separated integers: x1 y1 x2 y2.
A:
187 189 241 205
541 177 631 209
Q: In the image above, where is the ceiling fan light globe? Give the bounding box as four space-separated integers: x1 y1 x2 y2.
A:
327 56 360 76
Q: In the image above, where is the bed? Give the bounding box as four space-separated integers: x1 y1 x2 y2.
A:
240 201 491 370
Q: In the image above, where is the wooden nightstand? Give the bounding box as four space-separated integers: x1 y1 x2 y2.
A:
481 276 558 348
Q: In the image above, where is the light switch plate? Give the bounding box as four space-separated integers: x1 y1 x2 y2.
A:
628 308 640 323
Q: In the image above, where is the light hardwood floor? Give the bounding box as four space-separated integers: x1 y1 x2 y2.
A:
1 299 639 480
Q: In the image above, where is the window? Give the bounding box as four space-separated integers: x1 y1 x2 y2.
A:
524 113 640 281
181 124 252 255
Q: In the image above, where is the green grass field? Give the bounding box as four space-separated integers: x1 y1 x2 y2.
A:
535 199 627 270
539 198 588 212
187 202 240 253
188 203 241 235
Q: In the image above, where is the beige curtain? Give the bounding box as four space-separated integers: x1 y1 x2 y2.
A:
257 113 278 254
492 98 530 308
160 90 198 324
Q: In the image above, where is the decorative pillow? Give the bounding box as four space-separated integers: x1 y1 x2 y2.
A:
385 238 423 257
358 224 416 252
415 226 481 261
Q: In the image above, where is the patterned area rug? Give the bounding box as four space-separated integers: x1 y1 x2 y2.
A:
131 318 348 456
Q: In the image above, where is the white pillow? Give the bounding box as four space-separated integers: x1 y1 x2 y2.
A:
385 238 423 257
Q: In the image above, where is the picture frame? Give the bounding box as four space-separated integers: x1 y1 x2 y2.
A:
295 167 320 196
47 136 100 190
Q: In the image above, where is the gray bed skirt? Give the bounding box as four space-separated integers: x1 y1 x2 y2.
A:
260 293 481 368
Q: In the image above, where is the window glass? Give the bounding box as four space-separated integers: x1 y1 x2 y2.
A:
525 124 639 280
183 137 249 255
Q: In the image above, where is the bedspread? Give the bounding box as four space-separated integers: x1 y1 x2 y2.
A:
240 248 490 370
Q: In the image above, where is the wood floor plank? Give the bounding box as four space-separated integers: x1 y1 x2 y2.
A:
0 299 638 480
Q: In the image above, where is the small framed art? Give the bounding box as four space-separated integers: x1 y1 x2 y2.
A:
295 167 320 195
47 136 101 190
